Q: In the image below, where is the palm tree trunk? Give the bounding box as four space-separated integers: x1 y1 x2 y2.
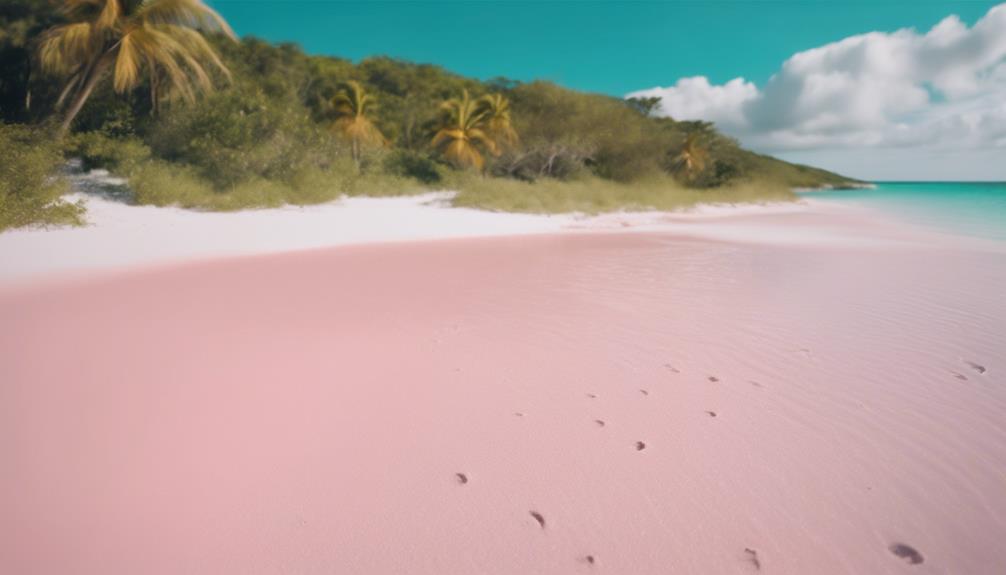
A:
24 68 32 112
151 71 159 116
54 73 83 111
59 60 107 135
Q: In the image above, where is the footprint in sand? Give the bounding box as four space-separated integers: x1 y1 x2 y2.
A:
748 380 763 388
706 411 718 418
586 393 598 399
708 376 720 383
582 554 596 566
889 543 924 565
455 473 469 485
744 548 761 570
530 511 546 529
594 419 606 428
664 363 681 373
963 360 987 375
635 441 647 451
514 412 524 417
950 371 969 381
639 389 649 396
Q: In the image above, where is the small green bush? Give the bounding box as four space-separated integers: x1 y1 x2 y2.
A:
70 131 152 175
382 149 443 184
128 161 216 208
0 123 84 231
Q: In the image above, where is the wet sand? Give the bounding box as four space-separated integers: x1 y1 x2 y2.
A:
1 217 1005 573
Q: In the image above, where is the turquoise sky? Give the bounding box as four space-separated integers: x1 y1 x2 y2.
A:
209 0 998 96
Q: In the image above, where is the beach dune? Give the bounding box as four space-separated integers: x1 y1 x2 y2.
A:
1 225 1005 574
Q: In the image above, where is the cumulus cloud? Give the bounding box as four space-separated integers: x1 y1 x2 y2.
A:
636 76 758 129
627 3 1006 177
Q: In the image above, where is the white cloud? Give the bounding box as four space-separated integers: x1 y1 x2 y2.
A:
631 77 758 129
627 4 1006 179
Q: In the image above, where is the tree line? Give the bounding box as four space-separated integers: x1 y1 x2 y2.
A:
1 0 857 229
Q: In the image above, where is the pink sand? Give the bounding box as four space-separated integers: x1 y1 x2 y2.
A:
2 226 1005 573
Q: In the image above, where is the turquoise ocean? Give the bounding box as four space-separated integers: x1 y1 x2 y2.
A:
800 182 1006 243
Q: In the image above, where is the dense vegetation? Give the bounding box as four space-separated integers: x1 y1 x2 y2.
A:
0 0 858 231
0 122 83 230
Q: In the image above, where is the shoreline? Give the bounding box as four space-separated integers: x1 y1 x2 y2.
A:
2 186 998 287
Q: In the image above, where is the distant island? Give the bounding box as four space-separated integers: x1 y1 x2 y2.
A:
0 0 860 232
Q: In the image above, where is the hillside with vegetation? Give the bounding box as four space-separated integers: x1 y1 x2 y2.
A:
0 0 860 231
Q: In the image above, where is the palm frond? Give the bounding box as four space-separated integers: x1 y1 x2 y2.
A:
112 31 141 92
467 127 497 155
156 24 231 79
477 93 518 149
38 22 98 74
431 128 464 150
330 81 385 160
136 0 236 38
62 0 106 21
95 0 121 31
430 90 498 170
131 26 196 101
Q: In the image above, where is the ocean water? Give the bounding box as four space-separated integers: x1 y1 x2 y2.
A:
800 182 1006 242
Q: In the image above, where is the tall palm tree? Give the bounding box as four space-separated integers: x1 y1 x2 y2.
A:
671 132 709 182
476 93 517 151
431 89 496 171
331 80 385 166
38 0 236 134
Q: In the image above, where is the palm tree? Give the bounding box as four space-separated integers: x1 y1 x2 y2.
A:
476 93 517 151
38 0 236 134
331 80 385 167
431 89 497 171
671 132 709 182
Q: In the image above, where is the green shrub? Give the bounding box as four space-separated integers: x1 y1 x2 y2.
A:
382 149 443 184
129 161 310 210
0 122 83 231
69 131 152 175
126 156 419 210
149 87 345 190
508 82 670 182
128 161 216 208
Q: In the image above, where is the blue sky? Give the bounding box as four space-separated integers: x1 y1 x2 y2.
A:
210 1 1006 180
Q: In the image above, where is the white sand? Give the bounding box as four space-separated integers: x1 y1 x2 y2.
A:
0 181 966 286
0 191 575 284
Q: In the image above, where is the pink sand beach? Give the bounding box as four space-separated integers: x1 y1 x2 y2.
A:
2 207 1005 574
